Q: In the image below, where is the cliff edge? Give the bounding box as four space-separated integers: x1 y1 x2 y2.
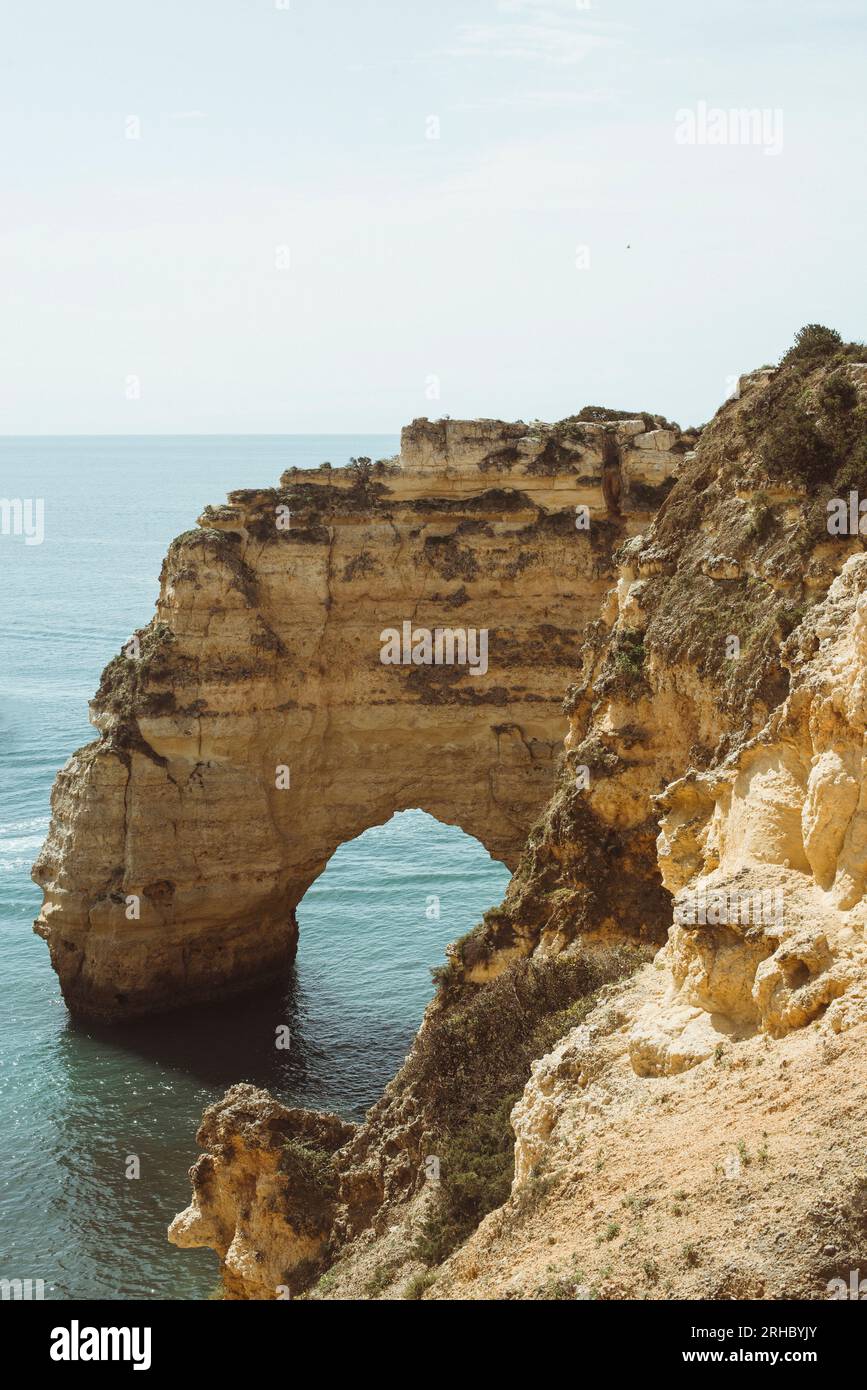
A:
33 411 682 1020
168 327 867 1300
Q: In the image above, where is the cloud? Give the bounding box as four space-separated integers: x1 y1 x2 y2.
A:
451 87 619 111
345 3 625 75
442 20 614 65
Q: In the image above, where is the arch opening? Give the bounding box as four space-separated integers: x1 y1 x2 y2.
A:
292 809 510 1117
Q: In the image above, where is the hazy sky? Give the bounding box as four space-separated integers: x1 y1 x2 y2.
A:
2 0 865 433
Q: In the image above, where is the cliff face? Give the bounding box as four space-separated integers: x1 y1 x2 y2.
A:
434 554 867 1301
169 334 867 1301
33 413 683 1021
645 550 867 1067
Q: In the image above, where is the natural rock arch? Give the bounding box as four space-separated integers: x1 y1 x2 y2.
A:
33 416 683 1020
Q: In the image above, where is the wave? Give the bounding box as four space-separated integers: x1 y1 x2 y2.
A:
0 817 49 837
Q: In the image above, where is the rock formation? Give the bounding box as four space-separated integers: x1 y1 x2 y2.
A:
168 1085 354 1299
169 330 867 1300
434 556 867 1301
33 412 684 1020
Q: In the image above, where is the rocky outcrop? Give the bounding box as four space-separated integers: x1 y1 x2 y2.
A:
33 413 684 1020
419 342 867 1300
168 1085 354 1299
431 554 867 1299
635 552 867 1074
445 354 867 984
167 335 867 1301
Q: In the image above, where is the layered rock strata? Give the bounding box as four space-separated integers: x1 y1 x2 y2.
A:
33 414 683 1020
169 342 867 1299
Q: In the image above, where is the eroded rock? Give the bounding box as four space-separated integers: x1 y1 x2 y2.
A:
33 417 681 1020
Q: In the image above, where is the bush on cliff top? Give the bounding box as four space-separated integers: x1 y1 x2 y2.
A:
779 323 842 367
562 406 680 432
746 325 867 491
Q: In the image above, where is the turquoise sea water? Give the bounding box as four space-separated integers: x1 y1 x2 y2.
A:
0 438 511 1300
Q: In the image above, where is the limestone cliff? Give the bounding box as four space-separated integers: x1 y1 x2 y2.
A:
33 412 683 1020
169 328 867 1300
433 552 867 1301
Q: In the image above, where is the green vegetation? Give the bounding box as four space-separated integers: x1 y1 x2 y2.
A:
364 1259 402 1298
759 408 828 486
94 621 177 721
277 1140 337 1234
347 455 374 483
410 948 640 1267
402 1269 436 1300
560 406 680 432
611 633 646 686
310 1267 340 1298
780 323 842 367
594 631 648 699
414 1096 517 1266
743 325 867 491
533 1270 592 1300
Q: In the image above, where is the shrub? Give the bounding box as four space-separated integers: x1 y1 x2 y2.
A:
403 1270 436 1300
364 1259 401 1298
780 323 842 367
755 353 867 491
277 1140 337 1233
414 1095 517 1266
816 369 865 464
760 407 829 486
817 367 858 416
833 441 867 495
409 948 641 1266
565 406 679 431
613 635 645 680
409 950 634 1124
347 456 374 485
595 632 648 697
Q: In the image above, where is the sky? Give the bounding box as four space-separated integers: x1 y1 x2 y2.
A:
1 0 865 433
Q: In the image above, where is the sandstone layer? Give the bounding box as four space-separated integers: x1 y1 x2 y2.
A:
33 412 683 1020
168 333 867 1300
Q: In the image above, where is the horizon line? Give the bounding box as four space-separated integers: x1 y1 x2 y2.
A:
0 430 404 439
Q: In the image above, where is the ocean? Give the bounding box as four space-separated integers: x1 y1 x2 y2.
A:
0 437 511 1300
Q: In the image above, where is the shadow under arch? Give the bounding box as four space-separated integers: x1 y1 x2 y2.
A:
41 809 509 1298
62 810 510 1110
